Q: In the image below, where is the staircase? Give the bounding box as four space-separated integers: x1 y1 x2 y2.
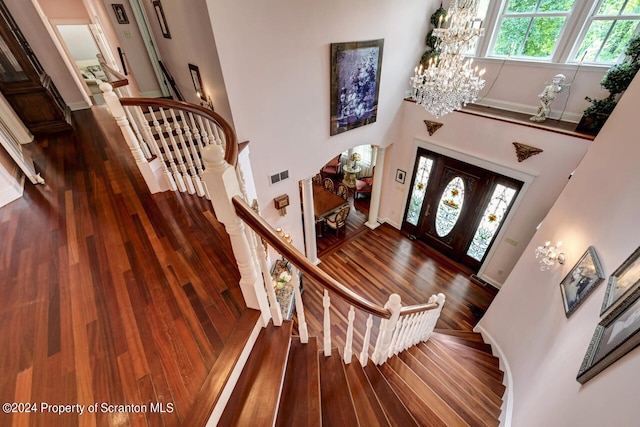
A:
218 321 505 426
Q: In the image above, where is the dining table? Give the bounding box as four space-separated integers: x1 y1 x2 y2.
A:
313 183 349 236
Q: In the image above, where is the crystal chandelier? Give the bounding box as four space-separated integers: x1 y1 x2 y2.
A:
410 0 486 117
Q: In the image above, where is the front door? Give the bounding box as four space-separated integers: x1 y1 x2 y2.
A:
402 148 522 272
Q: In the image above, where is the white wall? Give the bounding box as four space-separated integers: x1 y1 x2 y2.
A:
207 0 432 250
478 74 640 426
386 102 592 285
141 0 233 124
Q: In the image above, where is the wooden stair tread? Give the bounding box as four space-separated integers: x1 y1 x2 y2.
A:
408 346 502 419
429 338 504 383
343 355 391 426
218 320 293 426
431 331 494 354
383 356 467 427
319 348 359 426
363 362 419 427
399 351 498 426
276 336 321 426
433 329 487 342
181 309 261 427
418 341 506 402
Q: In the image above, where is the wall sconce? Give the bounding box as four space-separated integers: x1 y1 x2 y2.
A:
535 241 566 271
274 194 290 216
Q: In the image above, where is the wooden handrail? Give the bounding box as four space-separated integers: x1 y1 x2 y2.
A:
400 302 440 316
232 196 391 318
97 54 128 88
120 97 238 167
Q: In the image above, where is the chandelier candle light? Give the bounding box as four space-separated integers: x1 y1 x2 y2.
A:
410 0 486 117
535 240 566 271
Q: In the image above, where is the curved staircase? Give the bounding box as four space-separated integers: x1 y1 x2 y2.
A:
219 322 505 426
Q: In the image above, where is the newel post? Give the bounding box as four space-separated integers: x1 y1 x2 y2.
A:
100 83 167 194
200 144 271 325
371 294 402 365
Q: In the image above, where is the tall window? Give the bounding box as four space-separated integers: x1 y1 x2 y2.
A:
490 0 575 59
573 0 640 62
480 0 640 64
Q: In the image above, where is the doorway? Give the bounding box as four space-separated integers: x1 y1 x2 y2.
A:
402 148 522 272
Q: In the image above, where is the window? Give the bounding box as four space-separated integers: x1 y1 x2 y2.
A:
479 0 640 64
490 0 576 59
573 0 640 63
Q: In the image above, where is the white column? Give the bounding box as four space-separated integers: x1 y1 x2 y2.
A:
301 177 319 264
200 143 271 325
366 145 386 230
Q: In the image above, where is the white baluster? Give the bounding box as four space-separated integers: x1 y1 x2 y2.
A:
359 314 373 367
292 267 308 343
179 111 206 196
323 289 331 357
258 247 283 327
124 108 151 159
169 109 200 195
388 315 404 358
371 293 401 365
160 108 192 193
343 306 355 364
148 106 184 192
189 112 206 152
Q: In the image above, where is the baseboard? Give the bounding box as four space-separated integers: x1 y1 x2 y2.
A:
379 217 400 229
68 101 91 111
471 273 502 290
141 90 164 98
473 324 513 427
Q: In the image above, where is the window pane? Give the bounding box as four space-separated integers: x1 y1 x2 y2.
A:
494 17 530 55
507 0 539 13
575 20 613 61
466 184 517 262
539 0 574 12
598 0 626 15
435 177 465 237
406 157 434 226
522 17 565 57
623 0 640 14
599 20 639 61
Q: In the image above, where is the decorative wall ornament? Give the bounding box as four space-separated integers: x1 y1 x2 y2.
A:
513 142 543 162
424 120 443 136
330 39 384 136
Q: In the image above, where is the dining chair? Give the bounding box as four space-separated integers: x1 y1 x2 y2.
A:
335 183 348 200
325 205 350 237
323 177 334 192
312 173 322 185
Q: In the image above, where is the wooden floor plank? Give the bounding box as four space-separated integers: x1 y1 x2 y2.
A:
319 348 359 427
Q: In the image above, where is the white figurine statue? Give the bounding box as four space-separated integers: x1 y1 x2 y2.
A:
530 74 566 122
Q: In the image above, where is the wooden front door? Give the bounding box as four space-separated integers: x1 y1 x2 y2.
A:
402 148 522 272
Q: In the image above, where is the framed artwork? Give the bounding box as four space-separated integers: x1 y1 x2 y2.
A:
112 4 129 24
601 246 640 318
577 293 640 384
395 169 406 184
153 1 171 39
189 64 204 100
559 246 605 318
330 39 384 136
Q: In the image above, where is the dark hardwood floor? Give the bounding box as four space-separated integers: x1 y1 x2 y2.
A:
0 107 245 427
0 106 498 426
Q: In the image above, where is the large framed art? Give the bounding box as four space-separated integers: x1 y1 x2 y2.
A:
559 246 605 318
330 39 384 136
600 246 640 318
577 293 640 384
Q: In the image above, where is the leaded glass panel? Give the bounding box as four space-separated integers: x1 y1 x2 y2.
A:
406 156 434 226
435 177 465 237
466 184 517 261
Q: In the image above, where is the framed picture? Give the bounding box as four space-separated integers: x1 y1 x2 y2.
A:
395 169 406 184
577 294 640 384
601 246 640 318
112 4 129 24
330 39 384 136
153 1 171 39
559 246 605 318
189 64 204 100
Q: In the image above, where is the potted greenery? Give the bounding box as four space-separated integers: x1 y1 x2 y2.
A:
420 4 447 67
577 34 640 135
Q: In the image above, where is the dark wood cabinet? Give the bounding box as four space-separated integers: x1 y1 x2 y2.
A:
0 1 71 135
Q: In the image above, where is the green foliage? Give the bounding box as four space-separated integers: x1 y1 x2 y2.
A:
583 97 617 117
420 6 446 67
430 6 446 27
625 33 640 62
493 16 565 58
601 61 640 95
